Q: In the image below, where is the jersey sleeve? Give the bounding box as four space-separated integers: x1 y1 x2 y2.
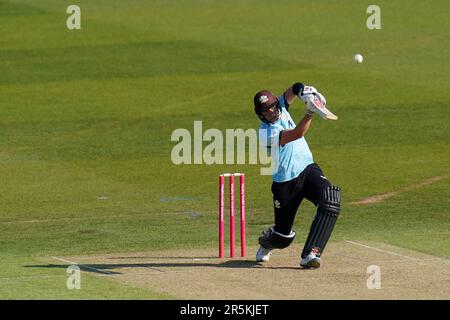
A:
278 94 290 111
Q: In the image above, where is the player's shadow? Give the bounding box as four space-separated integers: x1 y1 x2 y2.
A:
107 256 215 260
23 259 281 275
104 256 305 270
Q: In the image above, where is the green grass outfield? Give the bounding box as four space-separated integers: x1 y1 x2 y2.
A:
0 0 449 299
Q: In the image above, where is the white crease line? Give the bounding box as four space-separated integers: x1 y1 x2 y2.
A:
345 241 419 260
0 211 194 225
51 256 116 276
351 173 450 204
0 275 65 282
0 209 272 226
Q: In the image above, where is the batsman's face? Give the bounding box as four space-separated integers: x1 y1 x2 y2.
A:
262 103 280 123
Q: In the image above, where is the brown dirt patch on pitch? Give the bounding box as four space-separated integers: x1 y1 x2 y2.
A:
53 241 450 299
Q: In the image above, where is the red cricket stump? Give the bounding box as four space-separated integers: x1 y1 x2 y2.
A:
229 174 235 258
218 173 246 259
219 175 225 258
239 174 246 257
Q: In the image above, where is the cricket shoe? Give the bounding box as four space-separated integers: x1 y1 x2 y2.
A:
256 246 272 262
300 248 321 269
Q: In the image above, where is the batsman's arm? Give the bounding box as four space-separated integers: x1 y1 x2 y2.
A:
279 113 313 145
283 82 306 105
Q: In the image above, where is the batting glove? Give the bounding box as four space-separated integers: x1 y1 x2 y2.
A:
299 85 318 103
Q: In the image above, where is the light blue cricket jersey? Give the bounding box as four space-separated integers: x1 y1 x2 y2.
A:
258 95 314 182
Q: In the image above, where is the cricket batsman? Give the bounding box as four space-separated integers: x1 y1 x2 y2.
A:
253 82 341 269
